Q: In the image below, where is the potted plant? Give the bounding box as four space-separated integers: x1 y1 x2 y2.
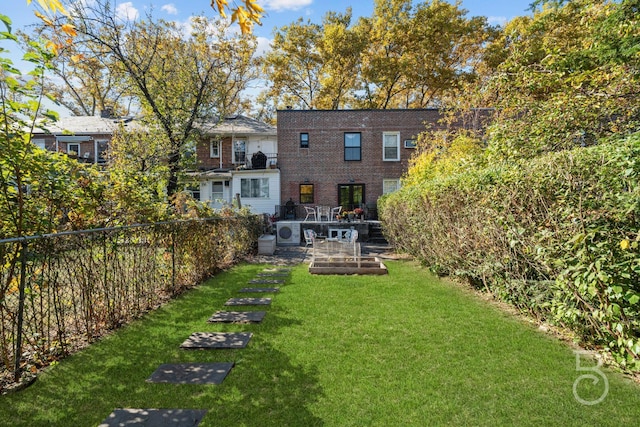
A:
354 207 364 220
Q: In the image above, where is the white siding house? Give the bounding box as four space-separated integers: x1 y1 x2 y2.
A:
194 115 280 215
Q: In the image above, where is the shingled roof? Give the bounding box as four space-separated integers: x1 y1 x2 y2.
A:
33 115 141 135
196 115 276 136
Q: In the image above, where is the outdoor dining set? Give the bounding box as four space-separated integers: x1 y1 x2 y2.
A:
303 205 342 222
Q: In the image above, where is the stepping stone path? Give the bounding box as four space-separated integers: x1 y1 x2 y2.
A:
99 409 207 427
102 266 290 425
208 310 266 323
225 297 272 306
180 332 253 349
238 287 280 293
249 279 284 285
262 268 291 273
147 363 234 385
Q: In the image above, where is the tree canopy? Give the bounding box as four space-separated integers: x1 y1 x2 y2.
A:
66 1 258 197
260 0 496 111
480 0 640 161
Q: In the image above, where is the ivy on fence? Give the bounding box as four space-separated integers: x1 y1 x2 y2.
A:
0 216 261 391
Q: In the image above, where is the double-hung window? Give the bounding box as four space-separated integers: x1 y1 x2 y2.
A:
233 139 246 164
241 178 269 198
300 184 314 204
210 140 220 158
300 132 309 148
344 132 361 161
211 182 224 200
383 132 400 161
383 179 401 194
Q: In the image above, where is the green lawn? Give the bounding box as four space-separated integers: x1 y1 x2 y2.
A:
3 260 640 426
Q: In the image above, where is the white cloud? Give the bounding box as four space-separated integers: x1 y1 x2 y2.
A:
264 0 313 12
255 36 272 57
161 3 178 15
175 16 234 40
487 16 508 27
116 2 139 21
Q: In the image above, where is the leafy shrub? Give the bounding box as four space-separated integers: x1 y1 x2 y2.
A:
380 132 640 370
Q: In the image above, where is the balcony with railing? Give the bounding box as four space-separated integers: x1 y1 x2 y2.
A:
235 151 278 170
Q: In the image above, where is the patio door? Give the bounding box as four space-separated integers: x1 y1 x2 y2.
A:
338 184 364 211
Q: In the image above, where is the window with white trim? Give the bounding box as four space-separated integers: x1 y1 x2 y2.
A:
67 142 80 155
233 139 246 164
383 179 401 194
211 181 224 200
240 178 269 198
383 132 400 161
210 140 220 158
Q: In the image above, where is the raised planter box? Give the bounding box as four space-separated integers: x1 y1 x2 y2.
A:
309 256 388 275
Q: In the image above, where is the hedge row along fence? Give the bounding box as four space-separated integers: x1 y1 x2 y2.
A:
380 132 640 371
0 216 262 391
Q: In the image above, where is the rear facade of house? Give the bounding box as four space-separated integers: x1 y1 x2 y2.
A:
277 109 449 219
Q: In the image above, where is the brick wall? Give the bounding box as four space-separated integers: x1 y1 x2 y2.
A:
277 109 462 215
35 133 113 164
196 136 234 170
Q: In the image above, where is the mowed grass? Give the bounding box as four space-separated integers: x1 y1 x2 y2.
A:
3 260 640 426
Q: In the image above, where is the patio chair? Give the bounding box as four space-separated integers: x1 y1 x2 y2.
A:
317 205 331 221
303 229 317 246
303 206 317 221
331 206 342 221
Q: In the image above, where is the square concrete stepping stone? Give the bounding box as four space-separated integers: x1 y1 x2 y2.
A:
147 362 234 385
224 297 272 306
249 279 284 285
256 272 289 277
99 408 207 427
208 311 266 323
262 268 290 273
239 287 280 293
180 332 252 349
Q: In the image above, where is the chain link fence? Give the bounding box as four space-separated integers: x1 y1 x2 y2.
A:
0 216 261 391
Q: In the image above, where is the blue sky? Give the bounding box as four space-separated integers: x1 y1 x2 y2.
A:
3 0 535 114
8 0 535 47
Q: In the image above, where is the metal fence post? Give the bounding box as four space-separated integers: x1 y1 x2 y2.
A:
14 240 28 382
171 228 176 291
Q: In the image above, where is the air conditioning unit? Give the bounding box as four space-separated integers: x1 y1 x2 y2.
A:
276 221 301 246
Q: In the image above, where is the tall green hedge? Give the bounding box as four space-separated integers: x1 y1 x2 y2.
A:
380 132 640 370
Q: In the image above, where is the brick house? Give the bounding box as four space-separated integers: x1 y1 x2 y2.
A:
32 112 281 215
31 110 135 164
276 108 489 219
192 115 280 214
